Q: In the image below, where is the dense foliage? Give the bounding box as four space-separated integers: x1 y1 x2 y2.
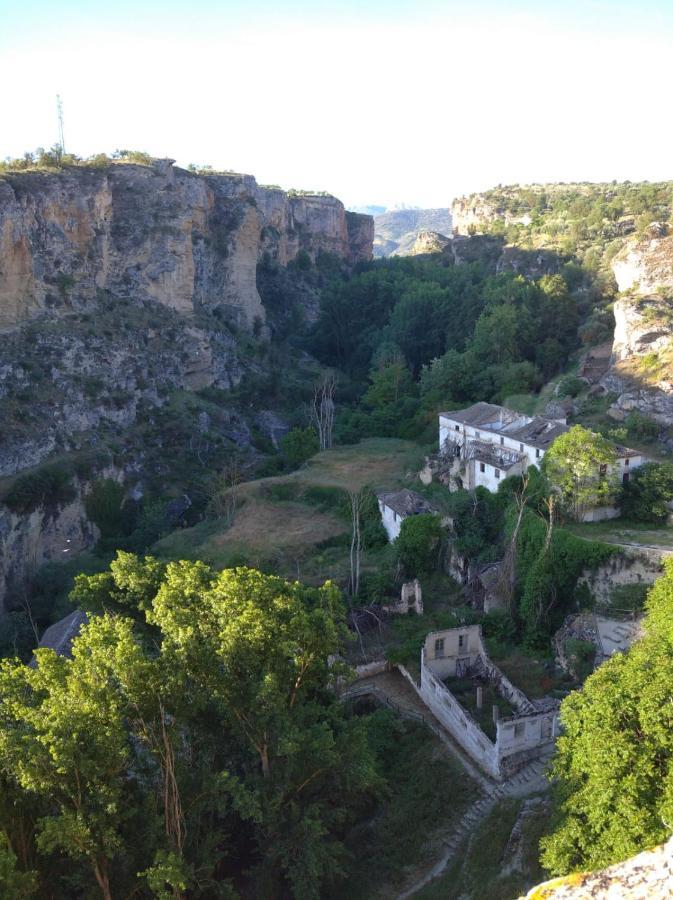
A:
0 555 385 899
620 461 673 523
310 256 591 443
541 559 673 874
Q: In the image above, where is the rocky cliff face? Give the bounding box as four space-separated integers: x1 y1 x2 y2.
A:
612 233 673 294
0 481 99 615
451 195 532 235
0 159 373 331
602 235 673 425
602 296 673 425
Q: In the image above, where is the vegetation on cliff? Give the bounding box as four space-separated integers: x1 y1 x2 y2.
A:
541 558 673 875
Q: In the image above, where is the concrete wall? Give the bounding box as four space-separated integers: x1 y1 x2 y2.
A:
424 624 482 679
419 648 500 778
418 626 559 779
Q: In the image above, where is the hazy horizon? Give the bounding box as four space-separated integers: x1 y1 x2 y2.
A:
3 0 673 208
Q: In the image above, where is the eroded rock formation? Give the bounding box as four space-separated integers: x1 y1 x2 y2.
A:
0 159 373 331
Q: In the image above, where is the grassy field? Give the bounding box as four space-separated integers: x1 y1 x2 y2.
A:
416 796 551 900
153 438 425 582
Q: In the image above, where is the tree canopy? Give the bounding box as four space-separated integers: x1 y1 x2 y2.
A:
542 425 618 521
0 555 381 899
541 559 673 874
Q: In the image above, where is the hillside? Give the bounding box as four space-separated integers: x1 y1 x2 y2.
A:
451 182 673 427
0 156 374 618
374 207 453 256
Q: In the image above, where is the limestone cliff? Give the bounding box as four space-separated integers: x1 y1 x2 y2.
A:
451 195 532 235
0 159 373 331
601 234 673 425
602 295 673 425
612 233 673 295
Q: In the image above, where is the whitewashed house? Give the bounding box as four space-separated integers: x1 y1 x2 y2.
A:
377 489 438 542
437 402 644 518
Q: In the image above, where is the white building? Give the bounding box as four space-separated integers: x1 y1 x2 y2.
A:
377 489 438 542
438 402 644 514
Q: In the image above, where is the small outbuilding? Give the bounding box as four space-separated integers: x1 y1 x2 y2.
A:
377 489 438 542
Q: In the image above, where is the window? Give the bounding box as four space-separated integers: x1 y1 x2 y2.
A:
393 511 397 521
599 463 607 477
475 431 480 439
535 449 540 459
514 722 525 739
495 468 500 479
625 457 630 467
479 462 485 473
455 424 460 431
458 634 466 650
434 638 445 657
623 472 630 485
500 436 504 445
519 443 524 452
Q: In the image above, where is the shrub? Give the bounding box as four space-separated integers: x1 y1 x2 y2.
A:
557 375 585 398
281 427 319 467
564 638 596 681
395 514 444 578
621 461 673 523
2 464 77 514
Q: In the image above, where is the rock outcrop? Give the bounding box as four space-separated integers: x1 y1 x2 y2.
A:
0 479 99 614
373 207 452 257
451 195 532 235
0 160 373 331
522 836 673 898
602 296 673 425
612 233 673 294
599 235 673 425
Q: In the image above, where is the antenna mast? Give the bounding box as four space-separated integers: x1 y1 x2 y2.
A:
56 94 65 155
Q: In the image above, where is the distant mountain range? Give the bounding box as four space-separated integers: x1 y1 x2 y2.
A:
371 207 453 257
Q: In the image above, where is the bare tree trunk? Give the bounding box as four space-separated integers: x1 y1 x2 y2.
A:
312 374 336 451
499 474 528 611
349 490 362 598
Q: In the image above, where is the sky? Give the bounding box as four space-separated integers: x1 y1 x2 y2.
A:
2 0 673 209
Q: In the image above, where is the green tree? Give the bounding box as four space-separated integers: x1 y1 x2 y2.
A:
395 514 444 577
0 616 145 899
0 837 37 899
542 426 618 521
541 559 673 874
620 461 673 523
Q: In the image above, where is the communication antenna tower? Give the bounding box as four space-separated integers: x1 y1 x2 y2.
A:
56 94 66 155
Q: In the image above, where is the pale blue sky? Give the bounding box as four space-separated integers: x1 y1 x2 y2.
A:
2 1 673 207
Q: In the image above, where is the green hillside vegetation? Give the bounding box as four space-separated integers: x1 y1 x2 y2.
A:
466 180 673 271
541 558 673 874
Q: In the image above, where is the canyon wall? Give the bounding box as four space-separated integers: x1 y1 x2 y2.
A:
0 159 373 331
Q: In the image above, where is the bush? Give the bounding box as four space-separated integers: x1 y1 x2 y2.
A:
281 427 319 467
621 462 673 523
395 514 444 578
564 638 596 681
624 411 660 441
2 464 77 514
557 375 585 398
85 480 137 540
